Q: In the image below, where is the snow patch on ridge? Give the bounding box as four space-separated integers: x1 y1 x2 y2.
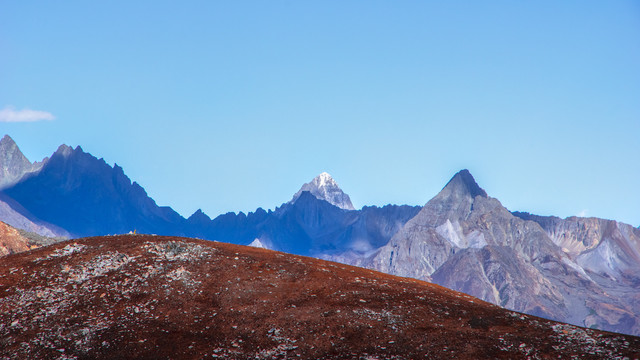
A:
436 220 487 249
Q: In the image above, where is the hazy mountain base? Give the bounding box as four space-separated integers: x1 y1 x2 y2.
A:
187 191 421 257
0 194 70 238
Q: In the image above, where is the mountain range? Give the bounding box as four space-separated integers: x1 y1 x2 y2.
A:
0 134 639 337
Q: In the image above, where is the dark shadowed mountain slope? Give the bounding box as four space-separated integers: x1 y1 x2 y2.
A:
1 234 638 359
2 145 186 238
0 192 70 238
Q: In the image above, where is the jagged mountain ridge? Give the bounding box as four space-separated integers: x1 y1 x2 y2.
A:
512 211 640 275
0 136 419 259
187 191 420 256
0 136 70 237
2 144 186 237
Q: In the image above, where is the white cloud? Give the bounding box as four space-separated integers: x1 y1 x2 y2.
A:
0 106 55 122
577 209 588 217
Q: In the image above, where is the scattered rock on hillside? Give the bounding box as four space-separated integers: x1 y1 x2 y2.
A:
0 235 638 359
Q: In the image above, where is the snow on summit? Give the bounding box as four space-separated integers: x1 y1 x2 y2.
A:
290 172 355 210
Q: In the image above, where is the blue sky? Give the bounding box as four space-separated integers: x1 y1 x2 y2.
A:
1 1 639 225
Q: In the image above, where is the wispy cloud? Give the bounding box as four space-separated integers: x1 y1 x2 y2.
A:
0 106 55 122
577 209 588 217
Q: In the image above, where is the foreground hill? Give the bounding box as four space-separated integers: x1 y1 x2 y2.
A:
0 235 638 359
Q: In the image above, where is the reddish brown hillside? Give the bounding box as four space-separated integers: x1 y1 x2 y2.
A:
0 221 33 256
0 235 638 359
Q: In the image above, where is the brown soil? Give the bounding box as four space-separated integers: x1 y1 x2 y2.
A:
0 234 638 359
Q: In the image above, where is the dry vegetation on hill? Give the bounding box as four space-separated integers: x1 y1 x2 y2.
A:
0 235 638 359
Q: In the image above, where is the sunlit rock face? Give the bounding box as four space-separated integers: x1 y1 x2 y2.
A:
0 221 31 256
349 170 640 336
0 221 62 257
513 213 640 280
511 212 640 334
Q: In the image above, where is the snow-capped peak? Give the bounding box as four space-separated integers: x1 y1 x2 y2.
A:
316 172 334 186
290 172 355 210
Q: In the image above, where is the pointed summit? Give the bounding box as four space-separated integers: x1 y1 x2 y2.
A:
0 135 23 162
441 169 487 198
188 209 212 224
53 144 74 157
0 135 44 189
1 135 17 147
290 172 355 210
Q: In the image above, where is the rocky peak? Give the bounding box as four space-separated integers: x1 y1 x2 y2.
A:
0 135 44 189
53 144 74 157
290 172 355 210
441 169 487 199
406 169 491 227
188 209 212 223
0 135 17 148
0 135 28 167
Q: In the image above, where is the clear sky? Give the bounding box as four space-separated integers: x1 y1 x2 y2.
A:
1 1 639 226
